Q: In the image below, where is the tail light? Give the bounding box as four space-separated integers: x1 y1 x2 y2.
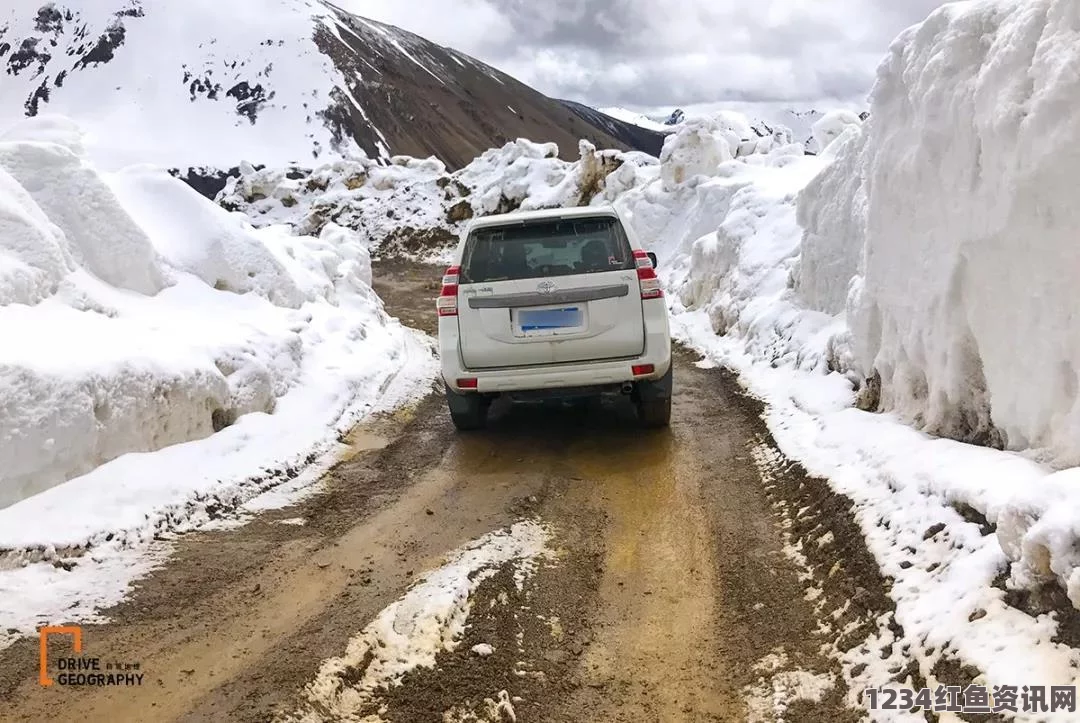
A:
632 364 655 376
633 251 663 300
437 265 460 316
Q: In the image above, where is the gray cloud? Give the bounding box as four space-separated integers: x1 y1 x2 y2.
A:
346 0 950 109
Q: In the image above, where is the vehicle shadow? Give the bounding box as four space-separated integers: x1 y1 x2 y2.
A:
492 394 646 433
447 393 677 477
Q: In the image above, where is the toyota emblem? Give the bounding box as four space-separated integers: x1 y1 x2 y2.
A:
536 280 557 294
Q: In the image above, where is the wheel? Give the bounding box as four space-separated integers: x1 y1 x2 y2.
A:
637 397 671 427
445 383 489 431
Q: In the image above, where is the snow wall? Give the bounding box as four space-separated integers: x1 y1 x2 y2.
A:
0 115 404 511
801 0 1080 465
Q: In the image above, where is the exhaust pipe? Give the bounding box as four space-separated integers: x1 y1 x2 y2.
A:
620 383 634 395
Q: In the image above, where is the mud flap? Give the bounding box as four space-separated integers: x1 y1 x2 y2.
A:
636 363 673 402
445 383 489 430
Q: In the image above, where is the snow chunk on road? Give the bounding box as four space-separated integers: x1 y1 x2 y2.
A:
287 520 552 723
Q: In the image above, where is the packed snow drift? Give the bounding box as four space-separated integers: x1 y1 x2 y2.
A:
0 115 430 551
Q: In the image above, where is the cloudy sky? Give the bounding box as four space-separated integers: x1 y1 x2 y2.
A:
345 0 948 113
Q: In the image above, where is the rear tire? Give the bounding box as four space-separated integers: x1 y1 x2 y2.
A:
637 397 671 427
445 384 489 431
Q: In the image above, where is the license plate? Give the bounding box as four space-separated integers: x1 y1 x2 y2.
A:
518 307 582 332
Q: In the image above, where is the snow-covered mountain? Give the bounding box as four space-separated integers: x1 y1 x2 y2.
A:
0 0 635 172
597 106 674 134
559 100 667 156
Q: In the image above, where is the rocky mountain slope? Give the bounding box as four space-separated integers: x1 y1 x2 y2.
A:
0 0 635 173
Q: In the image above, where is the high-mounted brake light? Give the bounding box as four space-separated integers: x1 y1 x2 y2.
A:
437 265 460 316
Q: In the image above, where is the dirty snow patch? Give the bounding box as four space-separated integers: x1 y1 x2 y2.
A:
444 690 517 723
745 648 834 723
285 520 553 722
684 315 1080 712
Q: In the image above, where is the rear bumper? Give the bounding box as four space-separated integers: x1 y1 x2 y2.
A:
449 357 670 395
439 300 671 395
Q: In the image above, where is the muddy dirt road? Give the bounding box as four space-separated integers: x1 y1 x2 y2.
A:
0 260 893 722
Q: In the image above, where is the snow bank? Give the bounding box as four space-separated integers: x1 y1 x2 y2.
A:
658 118 734 190
218 155 454 251
0 139 168 297
794 124 866 317
790 0 1080 610
621 85 1080 690
848 0 1080 615
0 164 74 306
108 167 312 308
610 111 843 379
630 0 1080 625
851 0 1080 462
0 117 425 544
676 159 848 377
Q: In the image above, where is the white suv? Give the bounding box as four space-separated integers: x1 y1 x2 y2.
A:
437 206 672 430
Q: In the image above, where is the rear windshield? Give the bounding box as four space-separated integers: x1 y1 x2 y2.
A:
459 216 635 284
